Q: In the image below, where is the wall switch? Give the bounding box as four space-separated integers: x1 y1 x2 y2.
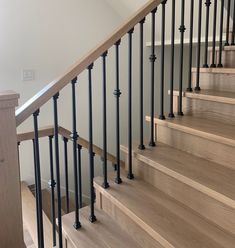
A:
22 69 35 81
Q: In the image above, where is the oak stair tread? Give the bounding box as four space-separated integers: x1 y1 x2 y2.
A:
148 115 235 147
94 175 235 248
62 206 142 248
173 89 235 104
121 142 235 207
192 67 235 74
208 45 235 51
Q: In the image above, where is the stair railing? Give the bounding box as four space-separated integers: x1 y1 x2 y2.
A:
0 0 234 247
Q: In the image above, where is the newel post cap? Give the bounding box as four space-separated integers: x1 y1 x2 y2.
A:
0 90 19 109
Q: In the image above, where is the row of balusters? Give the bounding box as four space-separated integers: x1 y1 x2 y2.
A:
18 0 235 247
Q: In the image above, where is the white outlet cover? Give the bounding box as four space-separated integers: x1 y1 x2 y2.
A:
22 69 35 81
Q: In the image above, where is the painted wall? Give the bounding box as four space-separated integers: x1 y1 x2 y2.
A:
0 0 126 199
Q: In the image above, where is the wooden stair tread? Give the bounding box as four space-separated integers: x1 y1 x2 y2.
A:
173 89 235 104
121 143 235 206
192 67 235 74
208 45 235 51
62 206 141 248
95 175 235 248
148 115 235 147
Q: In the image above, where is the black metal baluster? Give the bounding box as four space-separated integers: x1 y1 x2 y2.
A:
178 0 186 115
203 0 211 68
232 0 235 45
195 0 203 91
127 28 134 180
218 0 225 67
33 110 44 248
71 77 81 229
87 63 97 222
169 0 176 116
149 8 157 146
211 0 217 67
53 93 63 248
101 51 109 188
225 0 231 46
48 135 56 247
139 18 146 149
77 144 83 207
159 0 167 120
114 40 122 184
187 0 194 92
63 137 70 213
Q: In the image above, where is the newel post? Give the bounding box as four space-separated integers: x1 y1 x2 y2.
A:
0 91 25 247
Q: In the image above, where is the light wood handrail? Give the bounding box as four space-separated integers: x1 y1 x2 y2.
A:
15 0 161 127
17 125 124 167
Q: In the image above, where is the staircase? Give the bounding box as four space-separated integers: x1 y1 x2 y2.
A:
61 19 235 248
1 0 235 247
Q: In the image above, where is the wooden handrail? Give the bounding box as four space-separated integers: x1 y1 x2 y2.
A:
15 0 161 127
17 125 54 142
17 125 124 167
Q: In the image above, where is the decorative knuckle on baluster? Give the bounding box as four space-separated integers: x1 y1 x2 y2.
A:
179 25 186 33
149 54 157 62
48 179 56 188
53 92 60 100
70 132 78 141
113 89 122 98
205 0 211 7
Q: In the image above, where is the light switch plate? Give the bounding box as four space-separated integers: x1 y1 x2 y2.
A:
22 69 35 81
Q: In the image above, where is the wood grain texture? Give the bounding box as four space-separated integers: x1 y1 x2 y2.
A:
62 206 141 248
171 90 235 125
192 69 235 92
121 143 235 237
17 125 124 167
21 182 55 248
0 92 25 248
146 116 235 148
99 191 164 248
15 0 161 127
95 175 235 248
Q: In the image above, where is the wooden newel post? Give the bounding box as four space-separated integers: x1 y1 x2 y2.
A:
0 91 25 248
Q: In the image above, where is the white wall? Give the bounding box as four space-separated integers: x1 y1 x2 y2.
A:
0 0 126 198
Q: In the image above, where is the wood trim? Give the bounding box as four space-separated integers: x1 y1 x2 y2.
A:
17 126 54 142
0 91 25 248
192 67 235 74
59 126 124 166
21 182 54 247
15 0 161 127
17 125 124 166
